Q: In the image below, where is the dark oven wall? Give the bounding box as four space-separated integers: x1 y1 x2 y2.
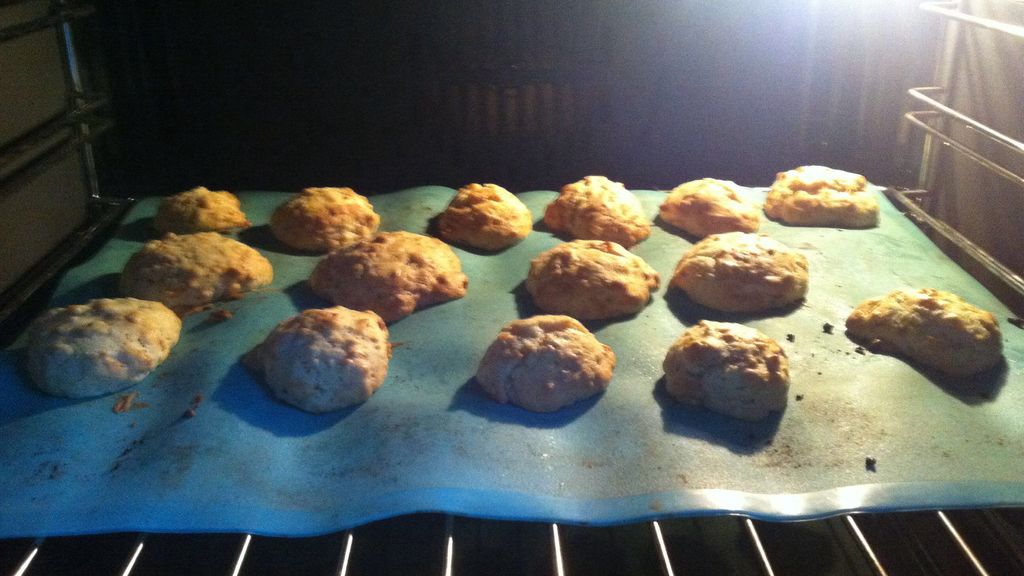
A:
95 1 937 197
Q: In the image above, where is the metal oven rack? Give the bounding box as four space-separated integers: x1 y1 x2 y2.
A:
3 2 1024 574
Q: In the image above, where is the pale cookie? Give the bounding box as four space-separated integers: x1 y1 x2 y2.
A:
309 231 468 323
476 315 616 412
764 165 878 228
659 178 760 237
27 298 182 398
671 232 808 312
846 288 1003 377
527 240 660 320
153 186 251 234
120 232 273 311
437 183 533 250
270 187 380 252
544 175 651 247
663 320 789 421
244 307 391 413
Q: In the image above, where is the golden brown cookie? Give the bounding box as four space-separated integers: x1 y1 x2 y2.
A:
309 231 468 322
270 187 381 252
671 232 808 312
153 186 251 234
476 315 616 412
544 176 651 247
27 298 182 398
120 232 273 311
764 165 878 228
663 320 789 421
846 288 1003 376
527 240 660 320
659 178 760 237
244 306 391 412
437 183 533 250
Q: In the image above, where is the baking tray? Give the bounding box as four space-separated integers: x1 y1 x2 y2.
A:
1 186 1022 538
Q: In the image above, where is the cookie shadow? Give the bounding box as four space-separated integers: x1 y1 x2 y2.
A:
237 225 319 256
50 272 122 307
654 376 782 455
512 280 542 318
448 377 600 428
284 280 329 311
211 361 356 437
664 286 804 324
116 217 157 243
846 331 1009 404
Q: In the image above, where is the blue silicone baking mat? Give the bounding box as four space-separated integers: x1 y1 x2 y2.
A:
1 186 1022 537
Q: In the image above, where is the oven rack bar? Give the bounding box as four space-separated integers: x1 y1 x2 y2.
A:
0 3 93 44
8 511 1021 575
919 1 1024 40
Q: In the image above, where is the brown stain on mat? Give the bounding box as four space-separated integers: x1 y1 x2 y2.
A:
754 400 888 470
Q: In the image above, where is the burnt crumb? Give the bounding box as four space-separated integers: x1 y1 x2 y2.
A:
822 322 834 334
865 456 877 472
1009 317 1024 329
207 309 233 323
113 391 138 414
786 333 795 343
795 394 804 401
816 371 823 375
183 393 204 418
854 346 866 355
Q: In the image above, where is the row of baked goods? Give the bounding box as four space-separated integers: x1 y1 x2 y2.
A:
22 168 1004 426
149 165 879 248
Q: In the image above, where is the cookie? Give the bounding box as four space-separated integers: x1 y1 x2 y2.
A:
244 307 390 412
120 232 273 311
527 240 660 320
543 176 651 247
437 183 533 250
659 178 760 237
846 288 1003 376
764 165 878 228
26 298 182 398
270 187 381 252
671 232 808 312
309 231 468 322
153 186 251 234
476 315 616 412
663 320 789 421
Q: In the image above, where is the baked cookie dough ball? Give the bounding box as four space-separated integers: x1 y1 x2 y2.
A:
309 231 468 323
544 176 651 247
527 240 660 320
671 232 808 313
476 315 616 412
846 288 1003 376
153 186 251 234
764 165 878 228
120 232 273 311
659 178 760 237
27 298 182 398
663 320 789 421
270 187 380 252
244 307 390 413
437 183 533 250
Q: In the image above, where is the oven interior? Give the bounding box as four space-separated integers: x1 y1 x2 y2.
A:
2 1 1023 574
